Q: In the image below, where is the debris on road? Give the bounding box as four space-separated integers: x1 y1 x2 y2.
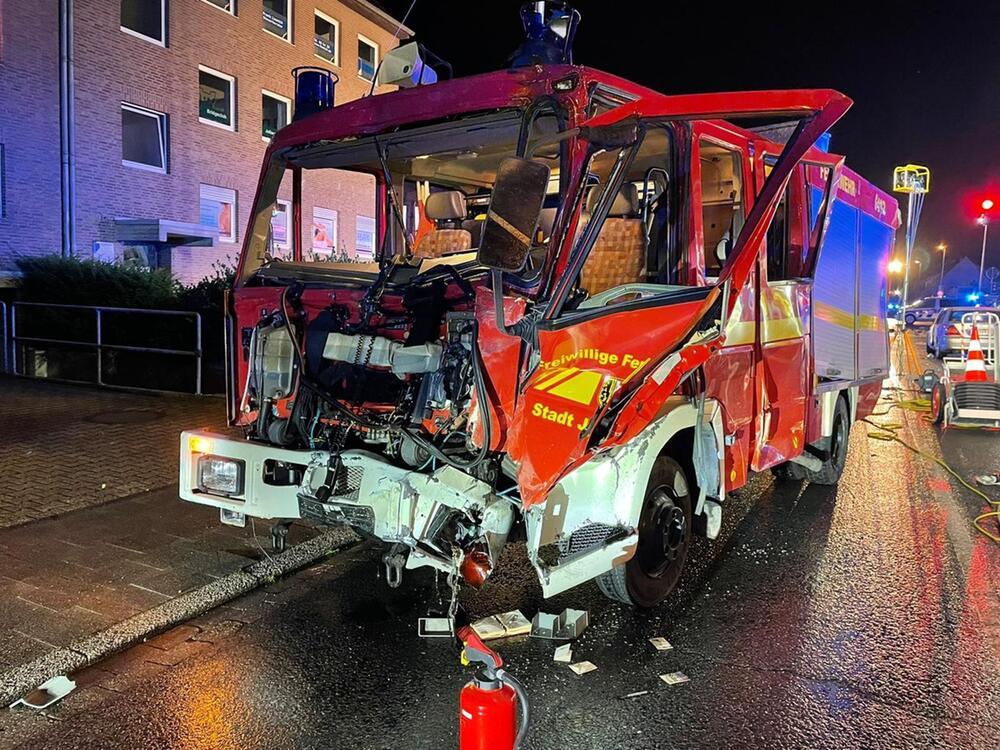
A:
530 609 588 639
568 661 597 676
417 617 455 638
553 643 573 663
9 675 76 710
620 690 649 700
974 474 1000 485
649 637 673 651
470 610 531 640
660 671 690 686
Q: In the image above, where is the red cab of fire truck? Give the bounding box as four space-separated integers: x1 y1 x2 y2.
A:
179 4 899 608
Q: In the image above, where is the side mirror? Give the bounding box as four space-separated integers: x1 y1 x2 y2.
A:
478 157 551 272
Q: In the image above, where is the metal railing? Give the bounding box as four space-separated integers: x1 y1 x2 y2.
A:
9 302 203 394
0 301 7 374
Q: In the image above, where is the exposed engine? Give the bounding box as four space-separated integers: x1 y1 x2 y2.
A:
236 275 513 591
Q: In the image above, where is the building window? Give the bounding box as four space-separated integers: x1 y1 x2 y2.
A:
199 66 235 130
121 0 166 46
312 207 338 258
314 11 338 65
358 35 378 81
261 91 290 140
121 104 167 173
271 199 291 252
201 0 234 14
200 185 237 243
263 0 291 41
355 216 375 258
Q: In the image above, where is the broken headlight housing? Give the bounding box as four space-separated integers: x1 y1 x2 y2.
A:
198 456 245 496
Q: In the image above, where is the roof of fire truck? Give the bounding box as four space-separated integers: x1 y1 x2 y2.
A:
269 64 637 150
269 64 849 154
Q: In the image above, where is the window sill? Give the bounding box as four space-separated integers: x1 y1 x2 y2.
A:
263 28 293 44
313 54 341 69
199 0 236 17
122 160 167 175
119 26 166 47
199 118 236 132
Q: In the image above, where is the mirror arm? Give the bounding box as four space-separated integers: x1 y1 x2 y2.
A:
492 269 536 342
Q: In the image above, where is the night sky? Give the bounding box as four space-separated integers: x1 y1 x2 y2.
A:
379 0 1000 279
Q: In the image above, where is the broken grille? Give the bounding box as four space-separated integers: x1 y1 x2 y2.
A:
567 523 619 555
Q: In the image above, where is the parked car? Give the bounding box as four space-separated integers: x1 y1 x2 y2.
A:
904 295 963 326
926 307 1000 358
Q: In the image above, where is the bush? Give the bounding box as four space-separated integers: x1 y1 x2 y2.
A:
175 259 236 315
13 255 236 393
15 256 180 309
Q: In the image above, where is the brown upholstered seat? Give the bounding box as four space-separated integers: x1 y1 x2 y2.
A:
579 184 645 295
414 191 472 259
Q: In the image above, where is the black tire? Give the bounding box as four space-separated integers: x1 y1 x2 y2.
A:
804 396 851 485
904 313 916 326
596 456 692 608
931 382 946 425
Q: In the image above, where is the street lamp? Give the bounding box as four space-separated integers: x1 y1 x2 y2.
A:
936 242 947 296
977 198 995 299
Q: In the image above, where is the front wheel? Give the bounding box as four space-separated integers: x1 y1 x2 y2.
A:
904 313 916 326
597 456 692 608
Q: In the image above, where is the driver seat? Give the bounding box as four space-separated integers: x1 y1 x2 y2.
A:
413 191 472 259
580 184 645 295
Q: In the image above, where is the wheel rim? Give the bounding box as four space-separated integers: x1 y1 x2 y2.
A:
635 487 688 578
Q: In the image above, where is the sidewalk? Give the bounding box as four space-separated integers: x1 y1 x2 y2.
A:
1 376 225 526
0 377 340 702
0 486 317 671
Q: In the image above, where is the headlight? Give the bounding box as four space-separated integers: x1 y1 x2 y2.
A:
197 456 245 496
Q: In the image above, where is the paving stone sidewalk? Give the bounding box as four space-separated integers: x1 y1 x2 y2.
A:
1 375 226 526
0 377 320 683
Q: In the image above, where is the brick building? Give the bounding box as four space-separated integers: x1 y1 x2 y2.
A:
0 0 410 284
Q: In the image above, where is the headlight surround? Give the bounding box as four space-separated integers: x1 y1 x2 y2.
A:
197 455 245 496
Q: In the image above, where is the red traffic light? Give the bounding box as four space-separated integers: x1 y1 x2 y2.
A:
983 198 996 212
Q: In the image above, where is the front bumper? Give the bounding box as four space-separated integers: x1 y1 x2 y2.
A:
179 430 509 573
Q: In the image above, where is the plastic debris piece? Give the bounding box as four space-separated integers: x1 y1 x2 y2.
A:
553 643 573 663
649 637 673 651
9 675 76 710
568 661 597 675
659 671 690 686
621 690 649 700
975 474 1000 486
417 617 454 638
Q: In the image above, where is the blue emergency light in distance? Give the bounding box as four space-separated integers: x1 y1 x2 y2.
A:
293 67 338 122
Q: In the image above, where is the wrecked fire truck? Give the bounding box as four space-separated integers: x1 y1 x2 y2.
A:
179 4 898 608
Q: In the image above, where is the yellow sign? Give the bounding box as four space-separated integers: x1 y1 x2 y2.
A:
532 368 604 405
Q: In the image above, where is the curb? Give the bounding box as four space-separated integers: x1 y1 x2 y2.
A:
0 527 358 707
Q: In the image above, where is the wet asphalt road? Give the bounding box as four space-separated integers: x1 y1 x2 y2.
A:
2 332 998 749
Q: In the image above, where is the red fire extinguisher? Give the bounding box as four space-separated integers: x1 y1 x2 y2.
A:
458 627 530 750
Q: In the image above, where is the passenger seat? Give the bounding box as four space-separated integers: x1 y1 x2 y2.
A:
579 184 645 295
413 191 472 259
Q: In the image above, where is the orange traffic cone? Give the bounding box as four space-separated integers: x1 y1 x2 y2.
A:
965 325 990 382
